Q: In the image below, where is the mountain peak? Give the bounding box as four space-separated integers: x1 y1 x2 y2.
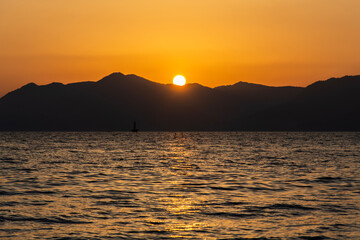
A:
21 82 38 89
233 81 269 88
306 75 360 89
98 72 126 83
107 72 125 77
48 82 64 87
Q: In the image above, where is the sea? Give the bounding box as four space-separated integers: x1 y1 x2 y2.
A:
0 132 359 239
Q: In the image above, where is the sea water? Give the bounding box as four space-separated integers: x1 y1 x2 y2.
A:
0 132 359 239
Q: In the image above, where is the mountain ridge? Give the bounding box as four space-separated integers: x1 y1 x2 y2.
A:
0 73 359 131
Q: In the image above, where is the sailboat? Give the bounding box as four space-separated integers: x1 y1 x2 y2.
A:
131 121 139 132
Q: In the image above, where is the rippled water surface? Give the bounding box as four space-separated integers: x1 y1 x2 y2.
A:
0 132 359 239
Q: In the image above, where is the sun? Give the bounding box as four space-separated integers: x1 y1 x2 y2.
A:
173 75 186 86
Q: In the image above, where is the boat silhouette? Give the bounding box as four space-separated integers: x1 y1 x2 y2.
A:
131 121 139 132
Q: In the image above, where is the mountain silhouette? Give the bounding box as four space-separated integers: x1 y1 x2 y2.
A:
0 73 359 131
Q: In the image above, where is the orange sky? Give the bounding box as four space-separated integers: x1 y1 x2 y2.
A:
0 0 359 96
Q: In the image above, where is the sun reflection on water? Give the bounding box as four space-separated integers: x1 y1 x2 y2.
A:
1 132 359 239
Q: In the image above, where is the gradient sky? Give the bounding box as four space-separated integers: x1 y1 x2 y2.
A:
1 0 359 96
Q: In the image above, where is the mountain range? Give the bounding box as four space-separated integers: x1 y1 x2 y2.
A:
0 73 359 131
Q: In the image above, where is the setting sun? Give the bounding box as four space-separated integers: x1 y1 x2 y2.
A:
173 75 186 86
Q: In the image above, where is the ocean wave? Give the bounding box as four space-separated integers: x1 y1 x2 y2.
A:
0 215 92 224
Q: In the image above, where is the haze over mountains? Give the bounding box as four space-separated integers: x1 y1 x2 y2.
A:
0 73 359 131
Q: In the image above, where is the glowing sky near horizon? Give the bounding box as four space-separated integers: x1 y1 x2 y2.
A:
0 0 359 96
